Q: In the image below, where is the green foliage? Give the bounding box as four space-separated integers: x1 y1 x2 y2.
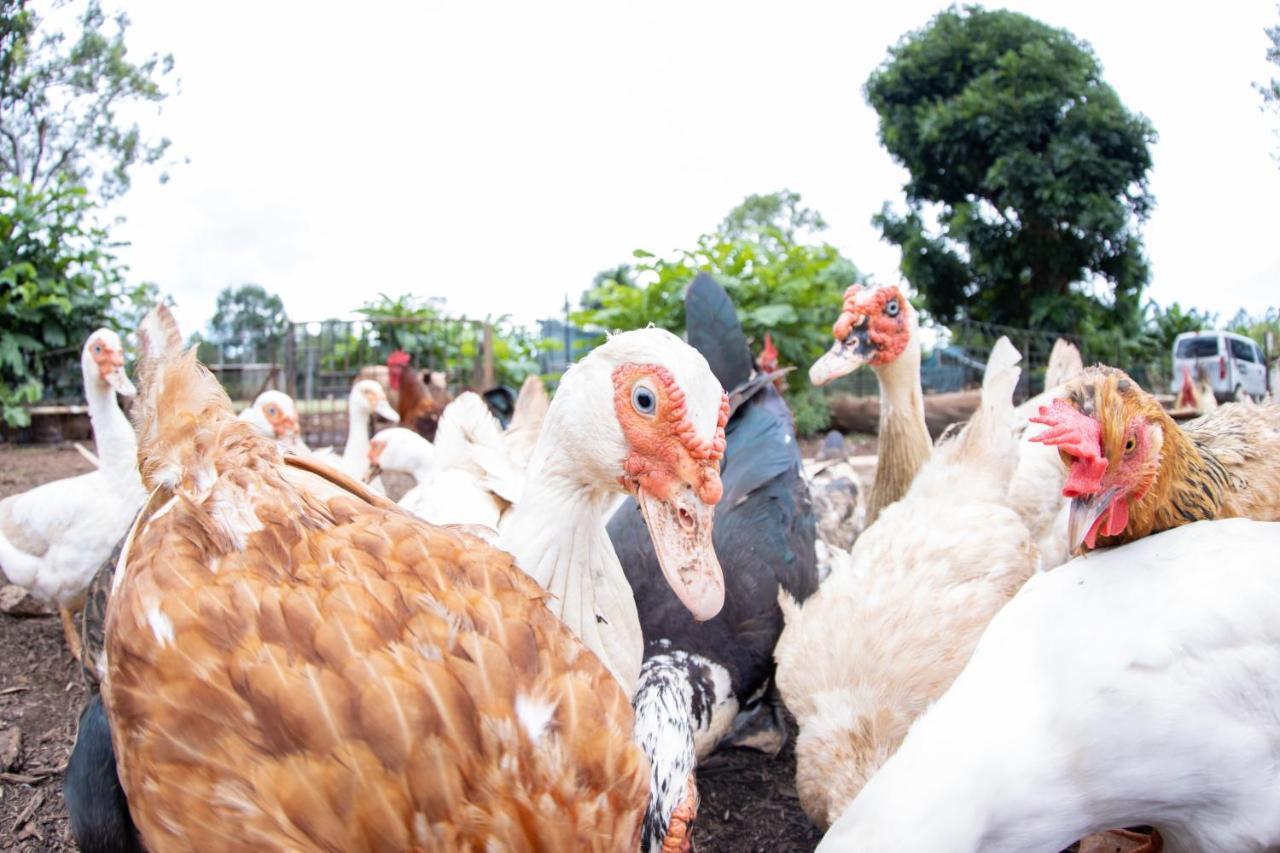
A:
357 293 548 388
0 177 138 425
206 284 289 361
786 386 832 436
572 190 861 434
1226 306 1280 355
0 0 176 202
866 6 1156 334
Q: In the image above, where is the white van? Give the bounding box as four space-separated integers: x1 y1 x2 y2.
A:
1171 331 1268 402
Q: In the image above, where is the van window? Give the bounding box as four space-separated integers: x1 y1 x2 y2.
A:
1176 336 1219 358
1230 338 1256 363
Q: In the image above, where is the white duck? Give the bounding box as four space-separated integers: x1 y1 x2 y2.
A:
237 390 307 452
501 327 729 690
775 338 1040 828
370 392 534 531
0 329 145 660
314 378 398 485
820 517 1280 853
367 426 436 484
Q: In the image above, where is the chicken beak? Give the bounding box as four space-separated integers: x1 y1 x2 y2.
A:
809 329 870 387
637 484 724 621
1068 487 1122 556
375 400 400 422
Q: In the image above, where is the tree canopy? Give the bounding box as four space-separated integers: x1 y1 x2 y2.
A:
866 6 1156 335
0 177 146 424
0 0 176 202
573 189 861 433
205 284 290 360
1263 7 1280 150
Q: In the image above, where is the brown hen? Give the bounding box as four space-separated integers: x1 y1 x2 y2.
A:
103 307 646 852
389 350 452 441
1032 365 1280 552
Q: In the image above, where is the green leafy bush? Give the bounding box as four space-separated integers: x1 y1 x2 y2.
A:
0 178 141 426
573 190 862 434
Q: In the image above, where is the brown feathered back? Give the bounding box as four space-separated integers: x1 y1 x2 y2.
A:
104 306 646 851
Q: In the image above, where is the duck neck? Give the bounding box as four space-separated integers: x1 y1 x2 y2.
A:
867 342 930 524
85 379 137 476
342 404 371 472
499 450 641 692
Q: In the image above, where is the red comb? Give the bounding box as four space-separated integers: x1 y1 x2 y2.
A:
387 350 411 367
1030 398 1107 495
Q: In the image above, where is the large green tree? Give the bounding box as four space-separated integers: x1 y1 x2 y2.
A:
866 6 1156 335
0 0 175 201
573 190 861 433
206 284 290 360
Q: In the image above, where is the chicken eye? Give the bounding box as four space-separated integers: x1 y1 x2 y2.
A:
266 406 278 417
884 299 900 318
93 344 102 353
631 384 657 416
1124 437 1136 454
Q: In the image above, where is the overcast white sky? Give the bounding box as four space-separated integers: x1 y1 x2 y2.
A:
104 1 1280 335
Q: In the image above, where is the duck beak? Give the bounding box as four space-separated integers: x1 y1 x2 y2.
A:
375 400 400 422
1068 486 1122 555
637 484 724 621
103 361 137 397
809 326 871 387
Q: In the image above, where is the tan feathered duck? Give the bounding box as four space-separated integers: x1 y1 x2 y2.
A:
102 307 729 851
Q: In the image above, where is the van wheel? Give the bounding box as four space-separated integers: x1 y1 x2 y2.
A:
1234 385 1250 402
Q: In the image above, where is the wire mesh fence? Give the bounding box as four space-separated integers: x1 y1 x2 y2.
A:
218 317 502 449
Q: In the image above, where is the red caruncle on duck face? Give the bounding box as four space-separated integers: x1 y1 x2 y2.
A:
810 284 913 386
610 362 728 622
611 363 726 505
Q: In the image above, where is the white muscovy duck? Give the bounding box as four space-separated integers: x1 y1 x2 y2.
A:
608 273 819 851
237 389 307 452
0 328 145 661
819 517 1280 853
367 426 436 485
313 378 399 487
370 392 529 530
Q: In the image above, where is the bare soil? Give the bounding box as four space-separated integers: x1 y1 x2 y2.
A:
0 444 834 852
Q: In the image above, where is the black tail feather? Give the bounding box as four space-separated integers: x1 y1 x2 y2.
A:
685 273 753 392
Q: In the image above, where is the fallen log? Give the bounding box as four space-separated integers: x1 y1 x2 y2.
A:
828 390 981 440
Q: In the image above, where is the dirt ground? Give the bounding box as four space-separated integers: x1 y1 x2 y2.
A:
0 442 845 852
0 446 96 851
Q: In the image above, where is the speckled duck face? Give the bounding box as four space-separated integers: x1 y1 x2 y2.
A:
810 284 914 385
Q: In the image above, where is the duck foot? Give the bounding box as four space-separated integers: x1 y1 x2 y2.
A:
660 775 698 853
1077 828 1163 853
60 605 85 665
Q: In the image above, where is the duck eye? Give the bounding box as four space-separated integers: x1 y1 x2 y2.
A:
631 384 657 416
884 299 900 318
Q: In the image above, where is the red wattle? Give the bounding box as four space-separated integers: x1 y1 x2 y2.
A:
1104 497 1129 537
